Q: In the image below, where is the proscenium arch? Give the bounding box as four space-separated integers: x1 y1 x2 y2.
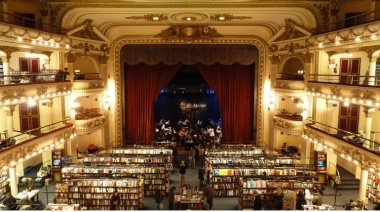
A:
111 37 269 147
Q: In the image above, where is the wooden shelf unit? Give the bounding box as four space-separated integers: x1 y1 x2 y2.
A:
367 171 380 203
81 154 171 196
314 150 327 183
238 176 316 210
54 178 144 210
52 149 63 182
0 169 8 200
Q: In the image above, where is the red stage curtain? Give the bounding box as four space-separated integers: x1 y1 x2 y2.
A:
125 63 179 144
197 63 254 143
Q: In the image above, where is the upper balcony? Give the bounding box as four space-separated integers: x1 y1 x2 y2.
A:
312 11 380 35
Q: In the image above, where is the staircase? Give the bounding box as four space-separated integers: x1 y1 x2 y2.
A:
335 165 360 190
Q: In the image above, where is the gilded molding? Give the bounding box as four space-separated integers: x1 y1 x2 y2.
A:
42 51 53 58
1 88 26 101
281 43 306 55
125 14 168 21
306 84 321 93
71 19 103 41
274 18 308 41
272 117 296 130
330 86 342 97
0 46 19 61
358 45 380 59
56 83 72 93
313 3 330 26
302 52 313 63
274 81 290 89
48 3 66 25
88 81 104 89
36 85 48 96
209 14 252 21
351 89 376 102
66 51 76 63
155 25 223 42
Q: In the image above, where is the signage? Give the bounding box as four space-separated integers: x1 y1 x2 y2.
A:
180 102 206 110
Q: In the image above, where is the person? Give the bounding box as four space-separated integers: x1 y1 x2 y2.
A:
296 190 306 210
203 182 215 210
55 68 69 81
345 199 357 210
273 187 284 210
305 189 314 205
312 189 322 206
109 190 120 210
22 178 34 191
190 146 196 169
4 181 10 194
198 167 205 188
281 142 289 154
153 189 163 210
373 201 380 210
179 160 187 186
252 190 263 210
2 192 17 210
18 195 33 210
167 186 176 210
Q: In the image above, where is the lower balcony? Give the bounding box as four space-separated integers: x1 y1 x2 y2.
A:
272 115 303 135
75 115 106 135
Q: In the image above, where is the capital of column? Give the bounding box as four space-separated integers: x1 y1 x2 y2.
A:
363 106 375 118
2 105 15 116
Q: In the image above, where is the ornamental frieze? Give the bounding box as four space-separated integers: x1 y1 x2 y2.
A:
351 89 376 102
155 25 223 42
306 84 321 93
88 81 104 89
1 88 26 101
274 81 290 89
36 85 48 96
330 86 342 97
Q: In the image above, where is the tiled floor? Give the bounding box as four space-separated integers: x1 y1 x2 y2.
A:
19 156 376 210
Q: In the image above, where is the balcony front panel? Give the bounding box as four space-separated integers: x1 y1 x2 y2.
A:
274 79 305 93
306 82 380 108
75 115 106 135
272 116 303 135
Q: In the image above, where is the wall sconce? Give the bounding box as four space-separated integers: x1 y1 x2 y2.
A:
267 94 275 111
297 70 304 75
71 101 80 110
104 93 111 110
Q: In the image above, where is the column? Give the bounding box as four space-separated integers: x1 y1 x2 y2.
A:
363 107 374 149
2 56 9 84
4 105 15 137
358 169 369 202
368 57 377 86
9 166 18 195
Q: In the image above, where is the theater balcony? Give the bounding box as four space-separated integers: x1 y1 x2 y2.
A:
272 113 303 136
303 119 380 169
75 115 106 136
0 119 75 169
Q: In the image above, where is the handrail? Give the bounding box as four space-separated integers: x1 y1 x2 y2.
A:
309 74 380 87
305 118 380 155
0 118 72 150
0 11 67 35
312 10 380 35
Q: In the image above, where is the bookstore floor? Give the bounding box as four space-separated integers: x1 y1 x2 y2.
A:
22 156 376 210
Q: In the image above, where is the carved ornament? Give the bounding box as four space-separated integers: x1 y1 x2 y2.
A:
358 45 380 59
281 43 305 54
0 46 19 60
88 81 104 89
330 86 342 97
56 84 72 93
274 19 308 41
155 25 223 42
351 89 376 102
209 14 252 21
306 84 321 93
125 14 168 21
71 19 103 41
272 117 296 130
36 85 48 96
1 88 26 101
274 81 290 89
313 4 330 26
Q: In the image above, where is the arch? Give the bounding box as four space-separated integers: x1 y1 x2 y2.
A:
73 55 100 74
110 36 269 147
279 56 305 80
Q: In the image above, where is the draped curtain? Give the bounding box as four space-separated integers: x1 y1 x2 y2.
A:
125 63 179 144
197 63 254 143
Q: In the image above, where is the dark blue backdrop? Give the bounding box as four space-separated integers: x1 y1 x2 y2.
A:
154 93 220 125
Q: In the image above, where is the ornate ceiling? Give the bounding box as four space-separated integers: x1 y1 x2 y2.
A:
42 0 325 43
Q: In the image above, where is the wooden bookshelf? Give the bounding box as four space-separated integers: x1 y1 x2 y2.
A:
55 178 144 210
238 176 316 210
367 171 380 203
0 170 8 200
52 149 63 182
314 151 327 183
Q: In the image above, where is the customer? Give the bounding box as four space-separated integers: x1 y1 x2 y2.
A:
2 192 17 210
153 190 163 210
345 199 357 210
179 160 187 186
203 182 215 210
296 190 306 210
198 166 205 188
167 186 176 210
252 190 263 210
109 191 120 210
22 177 34 191
274 187 284 210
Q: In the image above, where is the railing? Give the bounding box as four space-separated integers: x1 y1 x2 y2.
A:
0 11 67 35
0 118 72 150
0 70 68 86
73 73 101 80
312 10 380 35
305 118 380 154
309 74 380 86
276 73 305 81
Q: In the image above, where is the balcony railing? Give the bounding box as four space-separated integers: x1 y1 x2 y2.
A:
277 73 305 81
0 70 67 86
0 11 67 35
305 118 380 155
309 74 380 87
0 118 72 151
312 10 380 35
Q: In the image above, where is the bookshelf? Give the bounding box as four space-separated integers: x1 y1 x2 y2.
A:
52 149 63 182
61 165 144 180
314 151 327 183
0 170 8 200
367 172 380 203
109 146 173 156
81 154 170 196
238 176 316 210
55 178 144 210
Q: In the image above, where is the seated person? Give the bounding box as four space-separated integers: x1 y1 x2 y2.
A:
2 192 17 210
37 165 52 180
345 199 357 210
21 178 34 191
18 196 33 210
281 142 289 154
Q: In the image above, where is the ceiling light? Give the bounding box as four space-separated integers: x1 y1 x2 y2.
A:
186 17 192 21
152 16 159 21
218 16 225 21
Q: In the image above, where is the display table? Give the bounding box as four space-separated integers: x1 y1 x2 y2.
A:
303 204 335 210
175 194 203 210
14 190 39 202
45 203 80 210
